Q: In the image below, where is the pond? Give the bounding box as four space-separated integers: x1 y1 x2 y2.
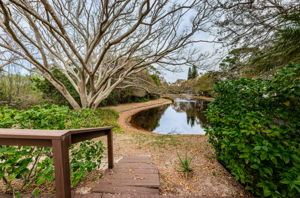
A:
130 98 209 135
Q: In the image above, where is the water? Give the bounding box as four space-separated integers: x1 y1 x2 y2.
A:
130 98 208 134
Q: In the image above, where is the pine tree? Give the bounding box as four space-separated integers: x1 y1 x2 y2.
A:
191 65 198 79
187 67 192 80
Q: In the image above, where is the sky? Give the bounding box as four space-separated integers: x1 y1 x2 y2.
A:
158 1 224 83
161 33 223 83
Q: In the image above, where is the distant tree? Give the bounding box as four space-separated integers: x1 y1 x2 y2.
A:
191 65 198 79
215 0 300 48
187 67 192 80
217 12 300 78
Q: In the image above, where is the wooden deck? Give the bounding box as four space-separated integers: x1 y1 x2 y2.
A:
92 156 160 195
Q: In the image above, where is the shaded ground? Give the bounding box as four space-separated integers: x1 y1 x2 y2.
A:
97 99 253 197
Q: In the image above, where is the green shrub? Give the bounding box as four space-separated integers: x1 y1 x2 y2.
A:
0 105 119 196
177 153 194 179
205 63 300 198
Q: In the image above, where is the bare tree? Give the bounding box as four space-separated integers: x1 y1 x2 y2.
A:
0 0 215 109
214 0 300 48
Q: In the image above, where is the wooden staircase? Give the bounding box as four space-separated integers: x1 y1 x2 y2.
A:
92 156 160 195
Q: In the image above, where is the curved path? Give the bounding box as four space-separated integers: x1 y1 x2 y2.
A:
103 98 172 134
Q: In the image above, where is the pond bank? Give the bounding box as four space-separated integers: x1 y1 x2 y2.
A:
102 98 172 134
162 94 214 102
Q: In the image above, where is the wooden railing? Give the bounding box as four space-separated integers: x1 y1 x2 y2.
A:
0 127 114 198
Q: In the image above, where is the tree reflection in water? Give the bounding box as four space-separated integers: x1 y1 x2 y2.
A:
131 98 208 134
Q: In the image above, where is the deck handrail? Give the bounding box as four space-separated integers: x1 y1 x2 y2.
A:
0 127 114 198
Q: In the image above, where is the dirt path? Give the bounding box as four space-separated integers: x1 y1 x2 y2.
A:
98 99 253 197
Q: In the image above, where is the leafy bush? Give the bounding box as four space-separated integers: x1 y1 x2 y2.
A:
31 69 80 107
0 74 43 109
205 63 300 198
0 105 120 196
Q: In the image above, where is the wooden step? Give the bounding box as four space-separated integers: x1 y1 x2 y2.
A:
93 185 159 194
111 167 159 174
114 162 156 169
92 156 160 195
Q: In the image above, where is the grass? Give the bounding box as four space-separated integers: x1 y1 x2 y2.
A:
177 152 194 179
132 134 181 149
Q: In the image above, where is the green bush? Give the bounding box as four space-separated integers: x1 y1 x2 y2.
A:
0 105 120 196
205 63 300 198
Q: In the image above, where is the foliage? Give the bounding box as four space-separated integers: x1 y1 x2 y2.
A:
188 67 192 80
149 74 161 86
0 104 119 130
0 105 119 196
70 141 105 186
205 64 300 198
218 12 300 79
32 68 80 107
177 153 194 179
193 72 218 96
99 89 156 107
191 65 198 79
187 66 198 80
0 73 43 108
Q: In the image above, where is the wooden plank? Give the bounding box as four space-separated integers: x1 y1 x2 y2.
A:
93 185 159 194
104 173 159 180
0 129 68 139
0 127 113 140
97 176 159 188
78 193 103 198
116 156 152 162
0 138 52 147
114 162 156 169
71 131 107 144
119 158 152 163
111 168 159 174
68 127 113 135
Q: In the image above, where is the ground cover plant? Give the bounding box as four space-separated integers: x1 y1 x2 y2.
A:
205 64 300 198
0 105 120 196
177 153 194 179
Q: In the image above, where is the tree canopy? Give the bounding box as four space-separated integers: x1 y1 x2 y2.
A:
0 0 214 109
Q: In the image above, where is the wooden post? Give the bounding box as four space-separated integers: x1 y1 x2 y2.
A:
107 129 114 169
52 136 71 198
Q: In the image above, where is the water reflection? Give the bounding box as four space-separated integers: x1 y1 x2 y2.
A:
131 98 208 134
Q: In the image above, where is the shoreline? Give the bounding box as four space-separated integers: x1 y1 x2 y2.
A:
102 98 172 134
161 94 214 102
